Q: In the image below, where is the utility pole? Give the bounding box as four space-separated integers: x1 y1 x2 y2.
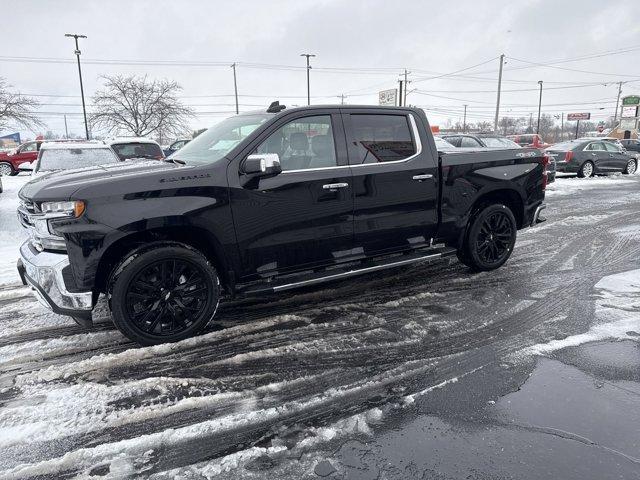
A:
536 80 543 134
493 54 505 132
403 69 410 106
300 53 315 106
339 94 346 105
613 81 623 123
398 80 404 106
231 63 239 114
561 112 564 140
65 33 89 140
463 104 467 132
64 115 69 139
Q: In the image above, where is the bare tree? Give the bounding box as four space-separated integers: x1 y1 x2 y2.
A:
0 78 44 132
90 75 193 138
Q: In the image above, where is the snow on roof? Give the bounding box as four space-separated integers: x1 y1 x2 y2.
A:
39 142 110 150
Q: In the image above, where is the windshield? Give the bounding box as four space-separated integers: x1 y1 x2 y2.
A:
482 137 520 148
111 142 163 160
174 114 272 165
38 148 120 172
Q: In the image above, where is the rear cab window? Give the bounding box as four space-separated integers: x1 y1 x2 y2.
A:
346 114 417 164
111 142 163 160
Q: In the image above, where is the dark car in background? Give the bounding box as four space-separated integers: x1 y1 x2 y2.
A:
620 139 640 158
163 138 191 157
108 138 165 161
546 139 637 177
441 133 521 149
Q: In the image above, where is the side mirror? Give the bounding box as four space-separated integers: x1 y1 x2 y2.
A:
242 154 282 176
19 162 34 172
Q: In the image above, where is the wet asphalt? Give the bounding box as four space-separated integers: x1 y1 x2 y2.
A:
1 173 640 479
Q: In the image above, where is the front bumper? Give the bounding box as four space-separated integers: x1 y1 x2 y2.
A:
17 241 93 319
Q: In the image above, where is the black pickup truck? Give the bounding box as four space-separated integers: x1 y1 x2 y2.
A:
17 104 547 345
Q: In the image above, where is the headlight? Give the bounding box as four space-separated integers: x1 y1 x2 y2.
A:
41 201 85 218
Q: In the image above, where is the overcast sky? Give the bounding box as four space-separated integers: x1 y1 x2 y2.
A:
3 0 640 139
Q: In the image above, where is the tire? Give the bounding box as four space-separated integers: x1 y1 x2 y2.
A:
0 162 14 177
622 158 637 175
457 203 517 272
577 160 594 178
108 242 220 345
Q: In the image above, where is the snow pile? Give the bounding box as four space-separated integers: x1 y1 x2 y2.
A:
546 175 636 197
0 175 30 285
522 269 640 356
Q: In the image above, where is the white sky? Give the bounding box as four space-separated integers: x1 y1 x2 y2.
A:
3 0 640 139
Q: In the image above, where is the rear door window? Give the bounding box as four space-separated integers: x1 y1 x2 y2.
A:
347 114 417 164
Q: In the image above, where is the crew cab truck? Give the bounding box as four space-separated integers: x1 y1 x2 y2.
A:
17 104 547 345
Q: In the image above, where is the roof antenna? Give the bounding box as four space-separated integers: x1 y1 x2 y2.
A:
267 101 286 113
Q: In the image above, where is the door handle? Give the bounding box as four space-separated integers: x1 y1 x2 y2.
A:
412 174 434 181
609 154 614 157
322 182 349 190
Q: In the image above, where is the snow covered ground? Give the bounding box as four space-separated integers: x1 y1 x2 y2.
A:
0 175 29 286
0 173 639 478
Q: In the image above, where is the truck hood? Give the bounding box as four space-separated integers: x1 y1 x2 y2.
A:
19 160 186 202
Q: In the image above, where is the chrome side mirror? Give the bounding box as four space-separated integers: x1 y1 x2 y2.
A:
243 153 282 176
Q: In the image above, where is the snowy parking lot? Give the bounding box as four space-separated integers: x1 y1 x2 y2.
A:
1 173 640 479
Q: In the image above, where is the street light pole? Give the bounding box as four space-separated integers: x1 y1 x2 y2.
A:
231 63 239 114
493 54 505 132
65 33 89 140
300 53 315 106
536 80 543 134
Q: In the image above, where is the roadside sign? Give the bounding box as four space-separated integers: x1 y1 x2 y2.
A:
379 89 398 106
431 125 440 134
622 95 640 106
621 105 639 118
620 118 637 130
567 112 590 121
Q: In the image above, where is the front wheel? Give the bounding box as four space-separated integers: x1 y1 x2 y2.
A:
457 204 517 272
623 159 637 175
577 160 594 178
0 162 14 177
109 243 220 345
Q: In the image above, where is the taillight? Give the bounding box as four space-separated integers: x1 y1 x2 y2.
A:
564 151 573 163
541 154 550 190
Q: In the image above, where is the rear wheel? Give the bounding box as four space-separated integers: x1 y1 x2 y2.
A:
0 163 14 177
109 243 220 345
577 160 594 178
457 204 517 272
623 159 637 175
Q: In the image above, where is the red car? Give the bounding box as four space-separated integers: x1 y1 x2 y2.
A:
507 134 550 149
0 140 40 176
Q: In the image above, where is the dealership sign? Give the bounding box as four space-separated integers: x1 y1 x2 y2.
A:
567 112 591 121
622 95 640 106
620 118 638 130
379 89 398 106
621 105 639 118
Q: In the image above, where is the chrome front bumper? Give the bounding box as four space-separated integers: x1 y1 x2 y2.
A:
17 241 93 316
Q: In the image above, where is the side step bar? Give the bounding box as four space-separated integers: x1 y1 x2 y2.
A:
240 246 457 295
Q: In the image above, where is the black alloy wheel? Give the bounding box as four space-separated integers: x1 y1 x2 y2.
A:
110 243 220 345
457 203 517 272
475 211 514 264
125 259 209 336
